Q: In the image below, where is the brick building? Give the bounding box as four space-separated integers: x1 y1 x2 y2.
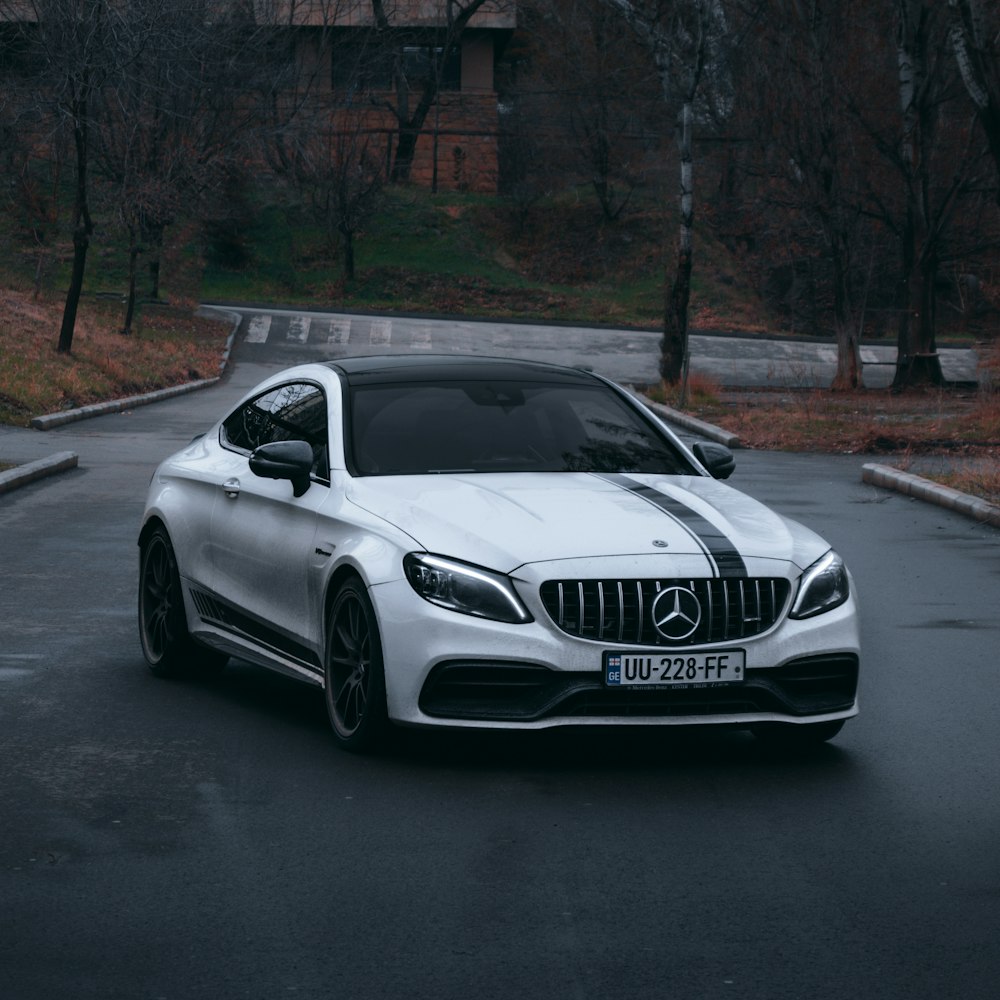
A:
258 0 516 191
0 0 517 193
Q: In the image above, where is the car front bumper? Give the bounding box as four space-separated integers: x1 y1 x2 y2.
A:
372 578 860 731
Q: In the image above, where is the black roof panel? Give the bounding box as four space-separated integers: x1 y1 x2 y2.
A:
322 354 600 386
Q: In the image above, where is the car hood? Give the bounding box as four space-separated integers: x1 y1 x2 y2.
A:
346 472 830 575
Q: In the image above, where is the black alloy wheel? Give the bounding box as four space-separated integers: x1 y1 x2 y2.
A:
325 578 388 752
138 527 225 676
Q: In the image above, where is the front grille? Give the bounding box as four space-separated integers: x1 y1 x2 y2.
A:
539 578 791 646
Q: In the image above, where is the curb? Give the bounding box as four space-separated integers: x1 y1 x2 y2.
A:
631 392 742 448
30 308 241 431
0 451 78 496
30 378 221 430
197 305 241 373
862 463 1000 528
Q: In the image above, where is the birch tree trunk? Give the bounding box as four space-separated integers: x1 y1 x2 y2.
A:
948 0 1000 205
663 99 694 384
603 0 724 385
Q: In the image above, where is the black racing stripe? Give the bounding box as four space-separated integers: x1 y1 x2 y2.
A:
596 473 748 578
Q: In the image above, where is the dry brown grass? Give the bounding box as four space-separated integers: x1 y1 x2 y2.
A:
655 370 1000 507
678 385 999 454
924 466 1000 505
646 348 1000 518
648 341 1000 459
0 289 230 427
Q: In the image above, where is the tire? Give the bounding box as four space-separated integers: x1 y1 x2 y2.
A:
138 527 226 677
324 578 389 752
752 719 845 748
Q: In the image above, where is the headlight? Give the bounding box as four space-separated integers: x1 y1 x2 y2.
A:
790 550 850 619
404 553 533 624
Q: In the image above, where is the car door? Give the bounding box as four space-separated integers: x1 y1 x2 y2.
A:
207 380 333 670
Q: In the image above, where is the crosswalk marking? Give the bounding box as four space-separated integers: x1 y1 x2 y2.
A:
228 310 974 389
370 319 392 345
287 316 311 343
328 318 351 345
245 315 271 343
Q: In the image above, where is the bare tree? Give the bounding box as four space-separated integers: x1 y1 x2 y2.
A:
866 0 996 389
370 0 500 184
291 101 386 280
601 0 730 384
0 1 134 352
885 0 978 388
948 0 1000 206
0 0 275 349
249 0 352 178
92 2 186 333
734 0 873 389
530 0 665 222
0 46 66 300
725 0 994 388
91 1 274 334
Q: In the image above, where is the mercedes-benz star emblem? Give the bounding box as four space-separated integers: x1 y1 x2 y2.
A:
651 586 702 642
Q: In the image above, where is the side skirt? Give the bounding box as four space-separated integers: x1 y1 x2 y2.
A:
186 584 324 684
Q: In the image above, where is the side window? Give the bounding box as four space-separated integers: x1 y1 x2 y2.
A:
222 382 330 480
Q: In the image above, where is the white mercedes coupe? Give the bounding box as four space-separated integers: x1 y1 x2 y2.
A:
138 355 860 751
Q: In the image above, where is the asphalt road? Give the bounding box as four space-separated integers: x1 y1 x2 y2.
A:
206 304 982 389
2 351 999 1000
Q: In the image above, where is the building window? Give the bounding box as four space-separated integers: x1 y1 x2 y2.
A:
331 36 394 93
331 35 461 93
401 45 461 91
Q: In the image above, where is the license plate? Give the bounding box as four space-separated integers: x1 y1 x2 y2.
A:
605 650 745 688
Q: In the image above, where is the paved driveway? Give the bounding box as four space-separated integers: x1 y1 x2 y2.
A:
207 304 981 389
1 347 999 1000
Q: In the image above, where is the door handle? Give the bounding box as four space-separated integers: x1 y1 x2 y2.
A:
222 478 241 499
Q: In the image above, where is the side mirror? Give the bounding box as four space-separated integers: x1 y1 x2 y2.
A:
692 441 735 480
249 440 314 497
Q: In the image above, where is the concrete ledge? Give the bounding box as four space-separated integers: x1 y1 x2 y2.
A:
862 463 1000 528
631 392 742 448
30 378 220 430
0 451 79 496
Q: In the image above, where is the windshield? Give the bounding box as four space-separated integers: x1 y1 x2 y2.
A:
348 380 696 476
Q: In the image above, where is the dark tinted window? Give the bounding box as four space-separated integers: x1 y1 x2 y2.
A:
222 382 330 479
349 380 694 476
331 34 394 92
401 45 461 90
